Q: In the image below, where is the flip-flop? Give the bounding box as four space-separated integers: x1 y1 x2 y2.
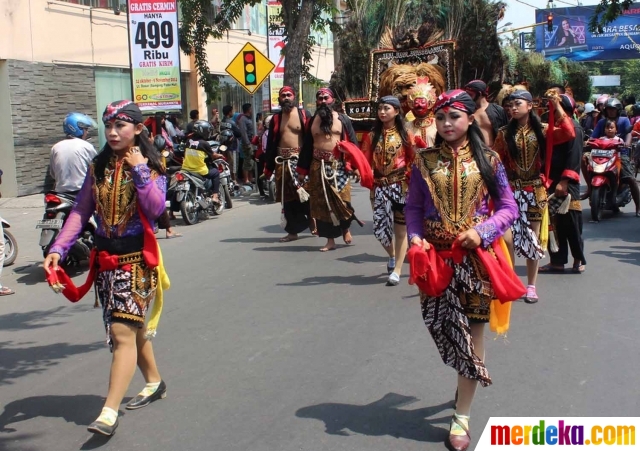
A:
538 264 565 273
166 233 183 239
0 287 15 296
572 263 586 274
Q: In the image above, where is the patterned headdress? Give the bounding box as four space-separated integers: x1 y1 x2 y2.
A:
433 90 476 115
408 77 436 102
102 100 143 124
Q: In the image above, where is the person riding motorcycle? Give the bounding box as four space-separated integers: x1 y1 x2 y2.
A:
582 98 640 215
181 120 224 205
50 113 98 195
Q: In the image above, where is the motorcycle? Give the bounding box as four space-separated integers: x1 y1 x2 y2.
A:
585 138 633 222
1 218 18 267
169 141 229 225
212 145 234 209
36 192 96 264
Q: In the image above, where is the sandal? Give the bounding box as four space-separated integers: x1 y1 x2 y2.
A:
572 263 586 274
538 264 565 273
0 287 15 296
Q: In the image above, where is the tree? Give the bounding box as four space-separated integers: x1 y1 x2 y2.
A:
179 0 337 101
589 0 634 32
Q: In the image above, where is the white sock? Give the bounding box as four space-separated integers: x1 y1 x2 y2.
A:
97 407 118 426
139 381 161 396
450 413 470 436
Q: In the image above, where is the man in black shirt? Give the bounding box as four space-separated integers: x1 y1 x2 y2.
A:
185 109 199 136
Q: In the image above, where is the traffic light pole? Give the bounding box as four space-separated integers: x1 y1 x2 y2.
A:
497 21 549 35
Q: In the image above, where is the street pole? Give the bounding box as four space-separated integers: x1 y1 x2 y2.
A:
497 21 548 35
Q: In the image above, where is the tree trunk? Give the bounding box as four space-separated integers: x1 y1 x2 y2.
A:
282 0 315 94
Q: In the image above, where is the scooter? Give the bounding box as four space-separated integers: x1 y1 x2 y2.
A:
36 191 97 264
1 218 18 267
586 138 633 222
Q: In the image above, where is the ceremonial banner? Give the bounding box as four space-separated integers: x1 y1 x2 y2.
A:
267 0 285 111
128 0 182 111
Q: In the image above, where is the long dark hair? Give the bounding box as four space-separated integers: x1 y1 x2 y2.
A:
94 128 165 182
435 122 500 199
505 110 546 163
371 113 410 150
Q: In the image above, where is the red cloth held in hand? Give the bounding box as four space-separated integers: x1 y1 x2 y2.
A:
407 245 453 297
335 141 374 190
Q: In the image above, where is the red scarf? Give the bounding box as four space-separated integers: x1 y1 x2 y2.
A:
408 240 525 303
335 141 374 190
46 204 159 303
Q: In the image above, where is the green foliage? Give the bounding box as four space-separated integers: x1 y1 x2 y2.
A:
179 0 336 101
589 60 640 97
555 58 592 102
588 0 635 33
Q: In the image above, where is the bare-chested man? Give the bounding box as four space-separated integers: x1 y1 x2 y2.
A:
464 80 509 148
264 86 314 242
296 88 360 252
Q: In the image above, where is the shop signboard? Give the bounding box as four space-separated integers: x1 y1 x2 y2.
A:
267 0 285 110
127 0 182 111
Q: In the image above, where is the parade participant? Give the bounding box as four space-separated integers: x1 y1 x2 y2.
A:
464 80 508 147
264 86 314 241
405 90 519 451
361 96 416 286
540 95 586 274
584 97 640 215
494 89 575 303
43 100 169 436
297 87 362 252
405 77 438 147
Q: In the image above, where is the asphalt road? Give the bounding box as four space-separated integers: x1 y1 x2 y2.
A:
0 187 638 451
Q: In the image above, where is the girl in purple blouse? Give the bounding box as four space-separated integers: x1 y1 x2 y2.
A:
405 90 517 451
44 101 168 436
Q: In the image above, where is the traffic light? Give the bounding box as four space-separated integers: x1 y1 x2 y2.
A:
243 51 257 86
547 13 553 32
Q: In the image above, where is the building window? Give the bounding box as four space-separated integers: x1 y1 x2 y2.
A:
58 0 121 8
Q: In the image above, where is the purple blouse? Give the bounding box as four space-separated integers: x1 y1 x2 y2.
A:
49 163 166 259
405 152 518 249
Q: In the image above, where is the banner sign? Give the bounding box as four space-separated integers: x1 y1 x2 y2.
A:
535 3 640 61
128 0 182 111
267 0 285 111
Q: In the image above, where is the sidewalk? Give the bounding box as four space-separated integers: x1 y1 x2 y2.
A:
0 194 43 209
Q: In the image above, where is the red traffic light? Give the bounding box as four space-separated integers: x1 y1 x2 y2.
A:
547 13 553 32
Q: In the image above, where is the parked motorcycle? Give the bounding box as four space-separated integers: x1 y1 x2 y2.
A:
1 218 18 267
585 138 633 222
36 192 96 264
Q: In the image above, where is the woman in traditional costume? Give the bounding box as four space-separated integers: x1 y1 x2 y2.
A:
405 90 520 451
44 101 169 436
493 90 575 303
361 96 416 286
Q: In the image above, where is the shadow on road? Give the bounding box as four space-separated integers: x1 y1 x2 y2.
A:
278 274 386 286
0 394 109 433
336 253 388 264
253 245 324 253
295 392 451 443
13 262 87 287
0 341 103 385
592 244 640 267
0 306 86 331
220 236 315 244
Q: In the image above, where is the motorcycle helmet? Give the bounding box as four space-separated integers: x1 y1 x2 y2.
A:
584 103 595 114
63 112 97 138
604 98 623 115
596 94 609 108
219 129 234 145
632 102 640 117
192 120 213 140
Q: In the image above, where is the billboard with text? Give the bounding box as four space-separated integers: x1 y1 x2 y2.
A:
535 3 640 61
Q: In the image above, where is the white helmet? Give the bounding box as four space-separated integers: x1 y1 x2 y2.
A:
584 103 595 114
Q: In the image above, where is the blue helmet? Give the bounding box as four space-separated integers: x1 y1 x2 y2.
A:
63 112 97 138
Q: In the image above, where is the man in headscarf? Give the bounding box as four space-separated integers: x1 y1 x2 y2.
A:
264 86 315 242
405 76 438 148
296 88 362 251
464 80 508 148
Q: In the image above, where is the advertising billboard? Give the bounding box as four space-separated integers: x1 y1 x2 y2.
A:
127 0 182 111
267 0 285 111
535 4 640 61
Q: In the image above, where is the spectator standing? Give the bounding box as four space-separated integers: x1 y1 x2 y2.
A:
237 103 256 186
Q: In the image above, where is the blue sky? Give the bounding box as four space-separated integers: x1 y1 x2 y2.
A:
502 0 601 32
